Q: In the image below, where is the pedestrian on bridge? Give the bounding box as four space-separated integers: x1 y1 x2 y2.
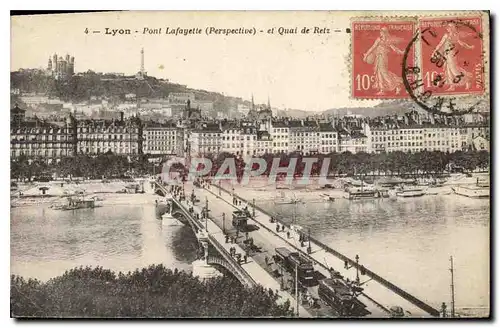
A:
243 254 248 263
275 224 280 232
225 235 229 243
287 231 290 239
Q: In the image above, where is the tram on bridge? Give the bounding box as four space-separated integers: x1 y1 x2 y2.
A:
232 210 249 230
274 247 317 287
317 278 371 317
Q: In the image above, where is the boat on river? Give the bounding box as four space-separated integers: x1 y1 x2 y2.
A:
452 185 489 199
395 186 426 198
346 188 378 200
52 195 96 210
345 179 387 200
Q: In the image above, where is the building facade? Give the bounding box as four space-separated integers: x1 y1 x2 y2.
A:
75 116 142 156
143 122 183 156
10 105 76 162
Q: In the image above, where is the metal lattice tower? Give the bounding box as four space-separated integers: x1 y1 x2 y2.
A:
140 48 145 76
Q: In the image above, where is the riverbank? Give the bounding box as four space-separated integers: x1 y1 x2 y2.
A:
11 193 164 208
10 179 164 208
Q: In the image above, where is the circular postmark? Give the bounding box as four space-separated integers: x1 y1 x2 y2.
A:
402 18 486 116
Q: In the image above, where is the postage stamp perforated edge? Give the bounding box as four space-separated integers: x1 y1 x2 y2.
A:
413 11 490 100
348 15 419 101
347 11 490 102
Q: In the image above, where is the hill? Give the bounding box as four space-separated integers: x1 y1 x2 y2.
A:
10 70 245 113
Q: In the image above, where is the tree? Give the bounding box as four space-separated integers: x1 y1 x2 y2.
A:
11 265 294 318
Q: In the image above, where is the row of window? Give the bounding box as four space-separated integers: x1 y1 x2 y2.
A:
11 135 70 141
11 143 70 148
372 128 469 135
221 136 257 141
146 146 177 151
145 136 176 140
12 150 70 157
145 130 177 135
77 128 139 133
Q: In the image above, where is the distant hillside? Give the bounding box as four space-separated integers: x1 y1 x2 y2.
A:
323 96 490 118
10 70 245 113
323 100 416 118
275 108 320 118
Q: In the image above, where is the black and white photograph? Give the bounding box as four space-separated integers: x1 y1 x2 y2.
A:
9 10 491 319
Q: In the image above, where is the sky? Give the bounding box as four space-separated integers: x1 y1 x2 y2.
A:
11 11 387 111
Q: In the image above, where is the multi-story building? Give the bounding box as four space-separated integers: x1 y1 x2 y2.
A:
142 121 183 156
220 121 257 159
367 111 490 154
269 121 289 154
75 114 142 156
10 102 491 164
338 129 368 153
10 105 76 162
239 122 258 160
289 120 322 155
188 122 222 158
220 121 241 155
318 123 338 154
255 131 273 155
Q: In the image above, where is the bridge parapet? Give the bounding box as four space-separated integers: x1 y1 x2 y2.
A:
213 183 440 318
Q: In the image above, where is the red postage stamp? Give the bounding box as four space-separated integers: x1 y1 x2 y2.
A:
351 20 416 99
419 16 485 96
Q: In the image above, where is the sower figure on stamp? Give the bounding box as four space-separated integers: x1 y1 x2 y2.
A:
432 23 474 91
363 27 405 95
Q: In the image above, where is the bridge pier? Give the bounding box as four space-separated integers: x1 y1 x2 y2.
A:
192 232 222 280
192 259 222 280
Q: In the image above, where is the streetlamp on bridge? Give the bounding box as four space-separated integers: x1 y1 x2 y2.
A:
307 228 312 254
205 197 209 232
355 254 360 285
295 262 299 317
252 198 256 218
222 212 226 234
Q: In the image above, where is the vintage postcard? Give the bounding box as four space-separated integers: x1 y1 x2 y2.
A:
10 11 490 319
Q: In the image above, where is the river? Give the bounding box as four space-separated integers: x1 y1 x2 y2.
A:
10 201 199 282
11 191 489 315
256 194 490 314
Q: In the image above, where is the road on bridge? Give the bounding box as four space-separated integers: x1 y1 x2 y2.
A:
192 182 433 318
168 183 313 317
183 183 390 318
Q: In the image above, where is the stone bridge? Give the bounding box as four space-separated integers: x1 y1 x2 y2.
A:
153 180 257 288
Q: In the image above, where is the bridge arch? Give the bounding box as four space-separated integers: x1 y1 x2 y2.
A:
206 256 253 287
171 210 199 233
155 188 166 197
153 181 256 289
